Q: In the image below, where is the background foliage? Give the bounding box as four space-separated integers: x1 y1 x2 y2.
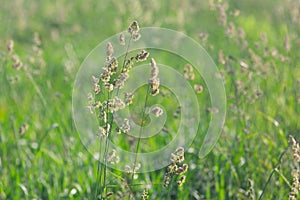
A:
0 0 299 199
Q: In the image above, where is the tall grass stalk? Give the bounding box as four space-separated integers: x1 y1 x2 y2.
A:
95 31 134 199
131 84 150 182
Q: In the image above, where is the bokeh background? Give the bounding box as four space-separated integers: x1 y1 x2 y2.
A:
1 0 300 199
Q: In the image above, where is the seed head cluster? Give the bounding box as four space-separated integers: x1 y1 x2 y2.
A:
128 20 141 41
141 189 149 200
289 135 300 200
183 64 195 80
151 106 163 117
88 21 154 144
290 135 300 162
164 147 188 187
106 149 120 164
149 58 160 96
116 118 130 134
289 169 300 200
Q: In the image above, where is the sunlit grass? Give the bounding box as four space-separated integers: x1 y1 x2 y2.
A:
0 0 300 199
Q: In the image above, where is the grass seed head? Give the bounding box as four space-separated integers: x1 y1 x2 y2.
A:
141 189 149 200
106 42 114 58
114 72 129 89
128 20 140 35
289 169 300 200
119 33 125 46
135 50 149 62
124 92 134 105
177 175 186 186
7 39 14 53
151 106 163 117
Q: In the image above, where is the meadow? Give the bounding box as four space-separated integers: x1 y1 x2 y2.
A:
0 0 300 199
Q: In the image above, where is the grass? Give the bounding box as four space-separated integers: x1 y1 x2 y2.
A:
1 0 300 199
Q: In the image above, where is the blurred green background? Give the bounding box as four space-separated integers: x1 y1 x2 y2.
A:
1 0 300 199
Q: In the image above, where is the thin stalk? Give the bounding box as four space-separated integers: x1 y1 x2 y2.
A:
25 70 48 110
131 85 151 181
102 90 111 198
96 34 133 199
258 149 287 200
95 127 104 198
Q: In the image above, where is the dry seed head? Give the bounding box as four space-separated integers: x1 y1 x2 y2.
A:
108 57 119 74
105 97 125 113
32 45 42 56
218 50 226 65
231 9 240 17
225 22 236 38
151 106 163 117
13 61 23 70
106 149 120 164
8 76 20 84
217 4 227 26
240 61 248 69
100 68 111 83
122 58 134 72
237 27 246 40
119 33 125 46
171 147 185 163
177 175 186 186
198 32 209 42
106 42 114 58
289 169 299 200
194 84 203 94
183 64 195 80
114 72 129 89
163 173 171 187
93 101 102 109
87 92 93 102
93 84 101 94
148 58 160 95
167 163 179 174
7 39 14 53
12 54 23 70
119 118 130 133
99 124 110 137
135 50 150 62
149 77 160 88
174 147 184 156
125 165 132 173
125 163 141 174
128 20 140 35
104 82 114 92
134 163 141 172
12 54 19 63
149 77 160 96
173 106 181 119
247 179 255 200
150 88 160 96
132 33 141 41
175 164 188 175
290 135 300 162
19 124 29 135
124 92 134 105
150 58 159 78
141 189 149 200
33 32 42 46
98 104 107 123
92 76 99 84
